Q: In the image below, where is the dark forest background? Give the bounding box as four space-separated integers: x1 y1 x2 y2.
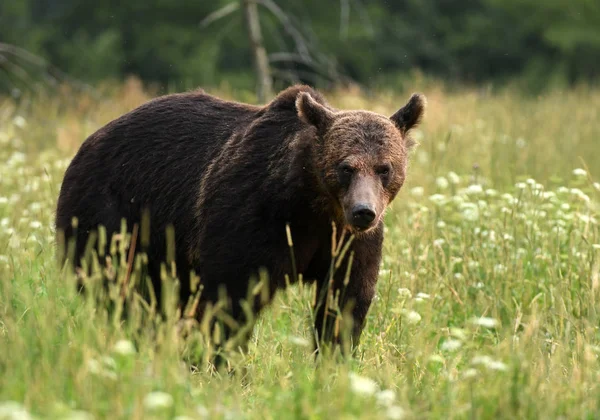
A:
1 0 599 96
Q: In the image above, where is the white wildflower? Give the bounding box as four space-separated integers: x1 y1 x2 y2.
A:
397 288 412 300
436 220 446 228
410 186 424 197
64 410 94 420
471 355 494 366
466 184 483 195
386 405 406 420
29 221 42 230
349 372 379 396
433 238 445 247
415 292 430 300
0 401 32 420
450 328 468 340
0 197 7 205
429 194 446 204
403 310 421 325
8 235 20 249
447 171 460 184
471 316 499 328
485 189 498 197
461 204 479 222
593 244 600 250
594 182 600 191
573 168 587 177
288 336 311 347
487 361 508 371
376 389 396 407
462 368 479 379
441 339 462 352
112 339 136 356
13 116 27 128
428 354 445 364
196 405 210 418
143 391 174 411
515 182 526 190
435 176 449 190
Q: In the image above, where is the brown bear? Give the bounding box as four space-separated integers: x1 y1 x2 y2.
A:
55 85 426 366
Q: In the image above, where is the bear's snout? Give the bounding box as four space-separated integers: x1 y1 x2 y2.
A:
351 204 376 230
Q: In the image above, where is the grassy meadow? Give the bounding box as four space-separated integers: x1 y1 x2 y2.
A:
1 79 600 419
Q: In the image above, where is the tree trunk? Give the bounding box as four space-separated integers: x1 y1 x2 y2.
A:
242 0 273 102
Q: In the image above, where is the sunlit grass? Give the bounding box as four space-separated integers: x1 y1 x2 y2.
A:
0 81 599 419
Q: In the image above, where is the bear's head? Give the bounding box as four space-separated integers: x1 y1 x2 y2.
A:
296 91 426 234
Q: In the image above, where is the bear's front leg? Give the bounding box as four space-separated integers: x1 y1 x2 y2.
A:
312 224 384 358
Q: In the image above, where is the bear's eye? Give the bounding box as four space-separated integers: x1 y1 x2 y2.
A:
376 165 391 177
339 163 355 176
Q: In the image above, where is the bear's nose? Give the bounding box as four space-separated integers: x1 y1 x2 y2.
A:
351 204 376 229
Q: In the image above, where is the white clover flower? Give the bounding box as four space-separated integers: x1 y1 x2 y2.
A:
402 310 421 325
376 389 396 407
573 168 587 177
447 171 460 184
471 316 499 328
397 288 412 300
348 372 379 396
435 176 449 190
143 391 174 411
386 405 406 420
113 339 136 356
0 401 32 420
410 186 424 197
441 339 462 352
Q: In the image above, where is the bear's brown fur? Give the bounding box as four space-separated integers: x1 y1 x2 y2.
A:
55 85 426 366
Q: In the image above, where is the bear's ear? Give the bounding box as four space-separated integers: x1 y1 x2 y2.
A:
296 92 334 133
390 93 427 135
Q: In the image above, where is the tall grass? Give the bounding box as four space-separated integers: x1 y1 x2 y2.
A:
0 80 599 419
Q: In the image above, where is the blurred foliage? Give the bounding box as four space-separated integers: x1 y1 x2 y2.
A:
1 0 599 94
